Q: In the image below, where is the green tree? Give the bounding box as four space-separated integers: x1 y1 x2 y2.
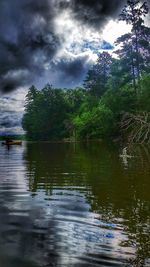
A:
139 75 150 111
119 0 149 87
73 103 115 139
84 52 112 97
22 85 70 140
115 33 137 91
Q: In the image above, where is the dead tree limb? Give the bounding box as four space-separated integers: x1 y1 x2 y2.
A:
121 112 150 143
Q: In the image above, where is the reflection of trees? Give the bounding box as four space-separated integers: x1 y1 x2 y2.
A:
24 142 150 266
83 143 150 267
25 142 88 194
0 146 61 267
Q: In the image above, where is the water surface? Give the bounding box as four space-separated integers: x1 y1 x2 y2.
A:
0 142 150 266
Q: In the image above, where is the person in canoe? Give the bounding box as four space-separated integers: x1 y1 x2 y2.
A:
3 139 22 145
5 138 13 145
2 138 22 146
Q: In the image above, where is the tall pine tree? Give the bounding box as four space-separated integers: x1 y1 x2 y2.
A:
118 0 150 92
84 52 112 97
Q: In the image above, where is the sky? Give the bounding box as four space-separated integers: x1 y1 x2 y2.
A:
0 0 137 135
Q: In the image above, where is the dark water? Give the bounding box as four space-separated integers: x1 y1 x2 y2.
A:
0 142 150 267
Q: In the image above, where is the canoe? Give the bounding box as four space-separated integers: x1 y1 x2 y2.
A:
2 141 22 145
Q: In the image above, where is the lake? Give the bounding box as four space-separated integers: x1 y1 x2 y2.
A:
0 141 149 267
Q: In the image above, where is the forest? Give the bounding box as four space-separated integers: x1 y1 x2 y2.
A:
22 0 150 143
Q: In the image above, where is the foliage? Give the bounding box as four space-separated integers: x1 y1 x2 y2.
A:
73 103 115 139
118 0 150 91
101 86 136 114
23 84 70 140
84 52 112 97
23 75 150 142
138 75 150 111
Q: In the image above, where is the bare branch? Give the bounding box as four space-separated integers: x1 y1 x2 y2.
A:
120 112 150 143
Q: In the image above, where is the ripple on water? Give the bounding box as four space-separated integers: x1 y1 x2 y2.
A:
0 142 149 266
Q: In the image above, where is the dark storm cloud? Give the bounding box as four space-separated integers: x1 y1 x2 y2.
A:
56 57 89 79
0 0 60 92
0 0 126 93
50 54 93 88
61 0 126 28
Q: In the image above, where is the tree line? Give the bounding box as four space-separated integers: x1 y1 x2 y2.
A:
22 0 150 143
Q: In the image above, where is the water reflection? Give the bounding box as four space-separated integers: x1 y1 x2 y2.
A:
0 142 149 266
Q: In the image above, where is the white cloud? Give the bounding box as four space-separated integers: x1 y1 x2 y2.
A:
0 87 27 135
53 11 131 66
102 20 131 44
54 10 104 59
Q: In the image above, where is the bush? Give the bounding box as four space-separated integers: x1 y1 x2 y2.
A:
73 103 115 139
